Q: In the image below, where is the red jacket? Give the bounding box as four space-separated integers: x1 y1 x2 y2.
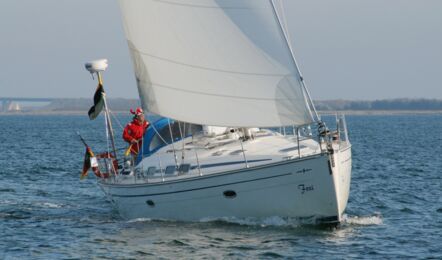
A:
123 118 149 155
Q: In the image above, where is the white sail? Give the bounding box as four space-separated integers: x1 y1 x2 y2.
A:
118 0 314 127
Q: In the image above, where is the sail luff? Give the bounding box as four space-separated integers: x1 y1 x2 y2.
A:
269 0 319 122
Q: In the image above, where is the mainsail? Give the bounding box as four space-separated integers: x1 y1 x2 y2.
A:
118 0 314 127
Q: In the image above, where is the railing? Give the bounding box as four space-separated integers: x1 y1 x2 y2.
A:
99 119 351 184
335 114 351 150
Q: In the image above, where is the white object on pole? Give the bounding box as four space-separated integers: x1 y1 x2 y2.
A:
85 59 109 74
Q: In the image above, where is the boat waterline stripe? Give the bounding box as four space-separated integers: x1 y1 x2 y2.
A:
108 172 292 198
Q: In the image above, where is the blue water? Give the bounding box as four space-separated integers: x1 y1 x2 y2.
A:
1 114 441 259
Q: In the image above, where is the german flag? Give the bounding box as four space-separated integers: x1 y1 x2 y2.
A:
88 83 105 120
80 146 95 180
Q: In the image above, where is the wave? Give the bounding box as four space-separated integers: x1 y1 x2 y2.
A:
127 217 153 223
200 216 304 227
127 216 318 228
125 216 304 227
342 214 383 226
0 188 16 193
37 202 64 209
0 199 17 206
127 214 384 228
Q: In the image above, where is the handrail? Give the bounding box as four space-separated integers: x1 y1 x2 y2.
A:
102 123 339 184
239 137 249 168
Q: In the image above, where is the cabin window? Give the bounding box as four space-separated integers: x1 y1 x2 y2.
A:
165 165 176 175
146 200 155 207
178 164 191 174
146 166 156 176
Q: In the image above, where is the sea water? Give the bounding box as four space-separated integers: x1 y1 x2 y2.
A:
0 114 441 259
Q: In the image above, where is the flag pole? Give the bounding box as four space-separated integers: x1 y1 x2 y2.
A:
85 59 119 175
96 71 118 164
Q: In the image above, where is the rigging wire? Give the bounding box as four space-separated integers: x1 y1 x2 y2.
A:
168 118 179 167
104 110 110 156
177 121 185 163
109 110 125 130
277 0 292 45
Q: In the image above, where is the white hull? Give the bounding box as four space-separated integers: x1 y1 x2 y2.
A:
99 145 351 223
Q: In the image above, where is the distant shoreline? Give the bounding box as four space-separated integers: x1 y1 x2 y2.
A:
3 98 441 115
318 110 442 115
0 110 128 116
1 110 441 116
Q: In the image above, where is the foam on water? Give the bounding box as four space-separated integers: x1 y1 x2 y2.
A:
127 218 153 223
0 199 16 206
200 216 309 227
127 215 383 228
343 214 383 226
36 202 64 209
126 216 305 227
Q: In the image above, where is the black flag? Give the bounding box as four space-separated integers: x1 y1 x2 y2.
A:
88 83 105 120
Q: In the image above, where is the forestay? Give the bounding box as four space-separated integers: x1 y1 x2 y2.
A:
118 0 314 127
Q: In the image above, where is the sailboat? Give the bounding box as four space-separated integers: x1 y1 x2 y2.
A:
87 0 352 224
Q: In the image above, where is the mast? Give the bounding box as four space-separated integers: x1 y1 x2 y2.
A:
269 0 321 122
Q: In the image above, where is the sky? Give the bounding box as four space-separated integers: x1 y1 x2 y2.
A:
0 0 441 100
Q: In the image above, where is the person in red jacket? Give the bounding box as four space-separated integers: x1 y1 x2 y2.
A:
123 107 149 158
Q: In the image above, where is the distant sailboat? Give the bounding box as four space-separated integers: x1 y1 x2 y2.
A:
86 0 352 224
